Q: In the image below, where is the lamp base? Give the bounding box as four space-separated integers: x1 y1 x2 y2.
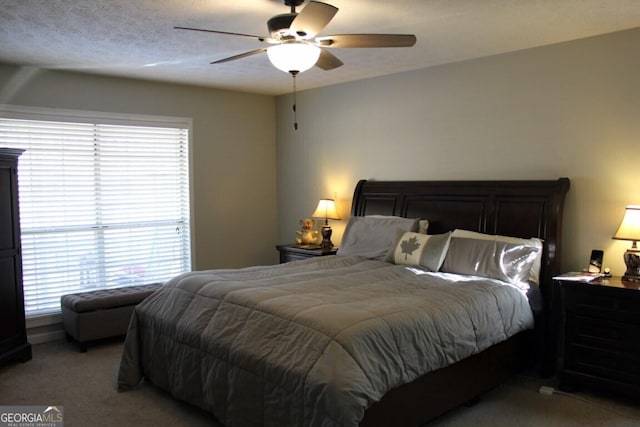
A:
622 249 640 282
320 225 333 250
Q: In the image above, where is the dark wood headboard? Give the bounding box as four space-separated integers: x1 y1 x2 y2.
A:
351 178 570 301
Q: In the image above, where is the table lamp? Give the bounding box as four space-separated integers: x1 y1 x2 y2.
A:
612 205 640 282
312 199 340 249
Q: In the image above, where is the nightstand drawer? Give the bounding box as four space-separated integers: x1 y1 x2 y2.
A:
282 252 313 262
565 286 640 322
276 244 338 263
567 315 640 352
558 276 640 397
566 344 640 384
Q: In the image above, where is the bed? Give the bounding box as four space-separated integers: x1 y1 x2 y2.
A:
118 178 570 427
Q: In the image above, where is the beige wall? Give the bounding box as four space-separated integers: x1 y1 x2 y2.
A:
276 27 640 276
0 64 278 269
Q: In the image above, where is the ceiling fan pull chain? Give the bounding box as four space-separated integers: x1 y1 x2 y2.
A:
291 70 298 130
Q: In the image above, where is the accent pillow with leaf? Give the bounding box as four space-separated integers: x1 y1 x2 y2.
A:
386 231 452 271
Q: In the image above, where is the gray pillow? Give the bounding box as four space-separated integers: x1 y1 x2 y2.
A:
451 229 543 284
385 231 452 271
441 237 540 284
337 216 419 260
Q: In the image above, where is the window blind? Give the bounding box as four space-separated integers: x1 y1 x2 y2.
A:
0 115 191 317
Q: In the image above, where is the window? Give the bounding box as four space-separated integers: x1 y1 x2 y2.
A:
0 107 192 317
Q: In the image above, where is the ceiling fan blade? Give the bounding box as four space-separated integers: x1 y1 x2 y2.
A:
315 48 343 70
316 34 417 48
290 1 338 39
211 48 268 64
174 26 274 43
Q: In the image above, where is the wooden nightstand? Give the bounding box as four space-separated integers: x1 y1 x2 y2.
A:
555 276 640 398
276 244 338 263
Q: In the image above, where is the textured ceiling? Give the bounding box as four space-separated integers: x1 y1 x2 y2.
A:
1 0 639 96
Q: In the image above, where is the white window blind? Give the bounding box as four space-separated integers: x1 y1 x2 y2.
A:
0 113 191 317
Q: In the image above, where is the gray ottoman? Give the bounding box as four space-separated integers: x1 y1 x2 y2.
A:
61 283 163 352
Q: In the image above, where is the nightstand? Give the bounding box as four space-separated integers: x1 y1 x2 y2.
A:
276 244 338 263
555 276 640 398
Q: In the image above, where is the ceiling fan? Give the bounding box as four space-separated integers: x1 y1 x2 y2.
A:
174 0 417 75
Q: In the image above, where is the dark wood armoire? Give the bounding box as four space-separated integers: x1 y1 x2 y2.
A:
0 148 31 364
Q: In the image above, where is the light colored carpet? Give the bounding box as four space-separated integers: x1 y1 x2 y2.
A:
1 339 639 426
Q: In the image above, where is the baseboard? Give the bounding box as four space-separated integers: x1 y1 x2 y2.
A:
26 314 65 344
28 329 66 344
26 313 62 329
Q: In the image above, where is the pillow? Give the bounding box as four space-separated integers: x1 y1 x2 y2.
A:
337 216 419 260
369 215 429 234
451 229 543 284
441 237 540 284
385 231 451 271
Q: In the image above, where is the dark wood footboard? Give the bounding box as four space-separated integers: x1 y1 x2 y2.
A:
360 332 530 427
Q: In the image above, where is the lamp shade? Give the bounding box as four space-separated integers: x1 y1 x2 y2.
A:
267 42 321 73
312 199 340 221
612 206 640 242
613 205 640 282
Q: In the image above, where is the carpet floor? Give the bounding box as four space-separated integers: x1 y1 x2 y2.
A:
1 339 639 426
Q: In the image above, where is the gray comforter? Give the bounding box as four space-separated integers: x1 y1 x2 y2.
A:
118 255 534 427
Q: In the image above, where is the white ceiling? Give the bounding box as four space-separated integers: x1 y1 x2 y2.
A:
1 0 639 96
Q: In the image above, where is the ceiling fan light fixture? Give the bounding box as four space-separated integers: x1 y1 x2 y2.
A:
267 43 321 73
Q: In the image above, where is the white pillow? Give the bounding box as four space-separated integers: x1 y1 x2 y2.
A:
337 216 419 260
451 229 543 284
441 237 540 285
